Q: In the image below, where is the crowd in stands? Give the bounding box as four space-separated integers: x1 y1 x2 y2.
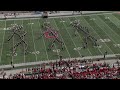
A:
2 59 120 79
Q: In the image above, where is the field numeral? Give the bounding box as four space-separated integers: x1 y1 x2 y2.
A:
99 39 111 42
74 47 82 51
53 49 60 53
30 51 40 55
113 44 120 48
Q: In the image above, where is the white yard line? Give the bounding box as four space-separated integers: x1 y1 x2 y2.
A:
96 16 120 45
99 15 120 40
0 21 6 63
60 18 82 57
45 19 60 59
104 14 120 38
12 21 15 63
92 16 119 49
38 19 49 61
80 21 103 55
67 17 92 56
22 19 26 63
52 18 71 59
54 42 60 59
12 33 14 63
30 19 38 61
81 16 114 54
108 14 120 27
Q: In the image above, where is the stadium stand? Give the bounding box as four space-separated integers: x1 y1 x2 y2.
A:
3 59 120 79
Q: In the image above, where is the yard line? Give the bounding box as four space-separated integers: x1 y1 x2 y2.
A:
30 19 38 61
38 19 49 61
52 18 71 59
45 19 60 59
107 14 120 27
95 15 120 45
54 42 60 59
12 20 16 63
22 19 26 63
78 17 103 55
104 14 120 37
81 16 114 54
0 21 6 63
100 15 120 40
92 16 120 49
60 18 82 57
67 17 92 56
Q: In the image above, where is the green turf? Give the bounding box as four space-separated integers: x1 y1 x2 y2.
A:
0 13 120 65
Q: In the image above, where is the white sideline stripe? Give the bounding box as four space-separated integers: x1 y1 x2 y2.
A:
53 18 71 58
82 16 114 54
60 18 82 57
0 12 114 21
30 19 38 61
68 17 92 56
0 21 6 62
38 19 49 61
0 54 119 69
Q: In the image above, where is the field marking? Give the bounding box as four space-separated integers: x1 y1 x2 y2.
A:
82 16 114 54
38 19 49 61
68 17 92 56
12 20 16 63
45 19 60 59
60 18 82 57
99 39 111 42
88 16 115 54
110 15 120 41
22 19 26 63
113 44 120 48
106 14 120 36
0 28 11 31
0 21 6 63
101 15 120 41
92 16 120 51
30 19 38 62
106 14 120 27
79 17 103 55
96 16 120 47
112 14 120 24
52 18 71 59
54 42 60 58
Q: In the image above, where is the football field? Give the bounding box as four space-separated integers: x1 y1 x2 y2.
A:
0 12 120 65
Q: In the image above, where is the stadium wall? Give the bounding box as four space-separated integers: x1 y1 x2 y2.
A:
0 11 116 20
